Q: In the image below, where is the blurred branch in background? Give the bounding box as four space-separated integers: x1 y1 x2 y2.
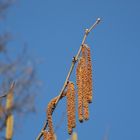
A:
0 0 14 20
0 0 41 139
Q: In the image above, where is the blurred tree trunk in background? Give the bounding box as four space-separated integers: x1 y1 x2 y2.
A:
0 0 40 139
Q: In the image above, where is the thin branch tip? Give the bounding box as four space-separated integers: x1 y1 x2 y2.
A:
88 18 101 33
97 18 101 23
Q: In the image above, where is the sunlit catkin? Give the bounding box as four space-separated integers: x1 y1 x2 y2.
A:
82 46 89 120
6 86 14 140
76 59 83 122
69 82 76 128
43 130 48 140
66 81 76 134
87 46 93 103
66 82 72 134
43 131 56 140
47 97 57 140
46 91 67 138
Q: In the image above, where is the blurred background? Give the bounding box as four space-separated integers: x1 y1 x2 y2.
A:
0 0 140 140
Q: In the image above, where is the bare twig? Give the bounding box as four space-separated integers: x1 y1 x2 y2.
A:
36 18 101 140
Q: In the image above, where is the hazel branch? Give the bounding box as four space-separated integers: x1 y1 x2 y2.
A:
36 18 101 140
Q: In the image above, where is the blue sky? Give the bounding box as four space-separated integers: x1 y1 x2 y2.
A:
1 0 140 139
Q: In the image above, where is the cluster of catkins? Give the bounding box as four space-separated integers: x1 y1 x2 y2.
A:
43 44 93 140
76 44 93 122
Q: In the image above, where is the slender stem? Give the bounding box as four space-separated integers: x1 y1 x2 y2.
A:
36 18 101 140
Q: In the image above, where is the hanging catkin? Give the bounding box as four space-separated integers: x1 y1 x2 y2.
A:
66 88 72 134
43 130 55 140
81 46 89 120
66 82 72 134
43 130 48 140
70 82 76 128
6 86 14 140
47 92 67 139
76 59 83 122
44 43 93 138
47 97 57 140
66 82 76 135
86 45 93 103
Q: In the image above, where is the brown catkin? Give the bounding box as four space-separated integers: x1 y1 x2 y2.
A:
47 97 57 140
43 130 48 140
48 132 53 140
76 59 83 122
66 81 76 135
46 91 67 139
81 46 89 120
69 82 76 128
87 46 93 103
66 82 73 135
